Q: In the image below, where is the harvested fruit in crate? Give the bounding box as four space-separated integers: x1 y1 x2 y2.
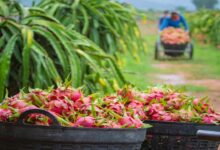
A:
105 86 220 124
161 27 190 45
0 87 147 128
123 86 220 124
1 85 219 127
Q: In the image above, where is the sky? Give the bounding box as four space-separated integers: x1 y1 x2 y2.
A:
19 0 194 10
18 0 40 6
118 0 196 10
19 0 220 10
118 0 220 11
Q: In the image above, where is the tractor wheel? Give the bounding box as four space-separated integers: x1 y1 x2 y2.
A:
189 43 194 60
155 43 160 60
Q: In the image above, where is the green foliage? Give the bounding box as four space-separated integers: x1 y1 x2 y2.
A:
176 6 186 13
37 0 144 59
187 10 220 46
0 0 133 100
192 0 218 10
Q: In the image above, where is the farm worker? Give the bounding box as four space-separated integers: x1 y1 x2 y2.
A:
158 10 169 28
160 11 189 32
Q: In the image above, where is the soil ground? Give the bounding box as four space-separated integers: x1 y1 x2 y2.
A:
152 62 220 112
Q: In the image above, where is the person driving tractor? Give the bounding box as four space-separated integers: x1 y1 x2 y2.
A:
160 11 189 32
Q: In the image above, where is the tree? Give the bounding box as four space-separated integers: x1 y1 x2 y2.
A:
176 6 186 13
192 0 218 9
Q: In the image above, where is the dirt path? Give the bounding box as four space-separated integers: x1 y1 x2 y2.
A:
151 62 220 112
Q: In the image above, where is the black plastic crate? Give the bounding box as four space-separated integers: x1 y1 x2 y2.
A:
162 42 187 51
0 109 147 150
141 121 220 150
162 42 187 57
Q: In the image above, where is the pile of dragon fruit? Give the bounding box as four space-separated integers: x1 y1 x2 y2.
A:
0 86 219 128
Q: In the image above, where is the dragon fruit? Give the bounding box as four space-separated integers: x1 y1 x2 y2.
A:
117 88 135 101
127 100 147 120
0 108 12 121
24 90 48 107
103 96 118 103
202 115 216 124
105 121 122 128
108 102 124 115
128 100 144 109
46 100 69 115
193 98 199 106
148 104 164 115
146 92 164 104
0 85 219 127
166 98 182 110
139 93 148 100
19 105 38 113
119 116 143 128
9 100 28 109
74 116 95 128
48 87 76 101
71 90 83 102
73 97 92 111
26 113 52 126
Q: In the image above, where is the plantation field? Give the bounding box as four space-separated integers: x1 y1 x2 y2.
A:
122 21 220 112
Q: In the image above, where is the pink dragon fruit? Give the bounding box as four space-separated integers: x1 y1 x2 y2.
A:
74 97 92 111
179 109 195 122
130 108 147 120
0 108 12 121
103 121 122 128
166 92 181 101
79 103 102 116
127 100 147 120
166 98 182 110
24 90 48 107
26 113 52 126
160 113 173 121
19 105 38 113
9 100 28 109
146 93 156 103
46 100 69 115
193 98 199 106
103 96 118 103
48 87 76 101
108 102 124 115
148 104 164 115
128 100 144 109
71 90 83 102
146 92 164 104
155 92 164 101
7 94 20 102
117 88 135 101
202 113 220 124
119 116 143 128
203 115 216 124
151 113 161 120
170 113 181 121
212 114 220 122
151 111 166 120
139 93 148 100
74 116 95 128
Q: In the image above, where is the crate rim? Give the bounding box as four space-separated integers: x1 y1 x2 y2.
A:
145 120 219 127
0 121 148 131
